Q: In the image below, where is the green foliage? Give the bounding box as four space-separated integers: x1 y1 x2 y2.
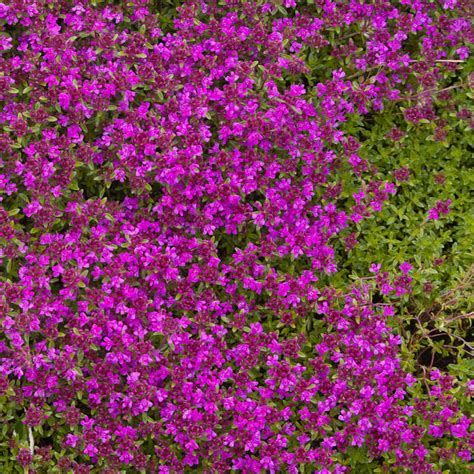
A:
328 86 474 471
337 84 473 359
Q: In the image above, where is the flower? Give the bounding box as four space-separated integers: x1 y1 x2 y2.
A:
399 262 412 274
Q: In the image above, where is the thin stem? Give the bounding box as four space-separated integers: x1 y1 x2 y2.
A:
442 312 473 326
410 59 466 63
28 426 34 456
396 83 467 102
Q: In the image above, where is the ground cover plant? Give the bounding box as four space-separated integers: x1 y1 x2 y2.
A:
0 0 473 472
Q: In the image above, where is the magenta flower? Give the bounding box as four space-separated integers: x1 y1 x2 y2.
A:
399 262 413 274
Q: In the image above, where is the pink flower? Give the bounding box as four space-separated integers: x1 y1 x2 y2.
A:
23 200 42 217
399 262 412 274
370 263 381 273
84 444 98 457
58 92 71 110
65 434 79 447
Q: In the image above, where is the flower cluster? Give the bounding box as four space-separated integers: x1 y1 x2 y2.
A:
428 199 452 220
0 0 472 472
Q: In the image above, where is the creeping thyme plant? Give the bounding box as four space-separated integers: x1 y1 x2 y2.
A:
0 0 473 472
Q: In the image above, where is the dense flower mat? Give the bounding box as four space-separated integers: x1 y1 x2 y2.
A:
0 1 473 472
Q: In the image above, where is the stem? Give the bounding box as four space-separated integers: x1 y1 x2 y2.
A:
28 426 34 456
442 312 473 326
410 59 466 63
396 83 467 102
